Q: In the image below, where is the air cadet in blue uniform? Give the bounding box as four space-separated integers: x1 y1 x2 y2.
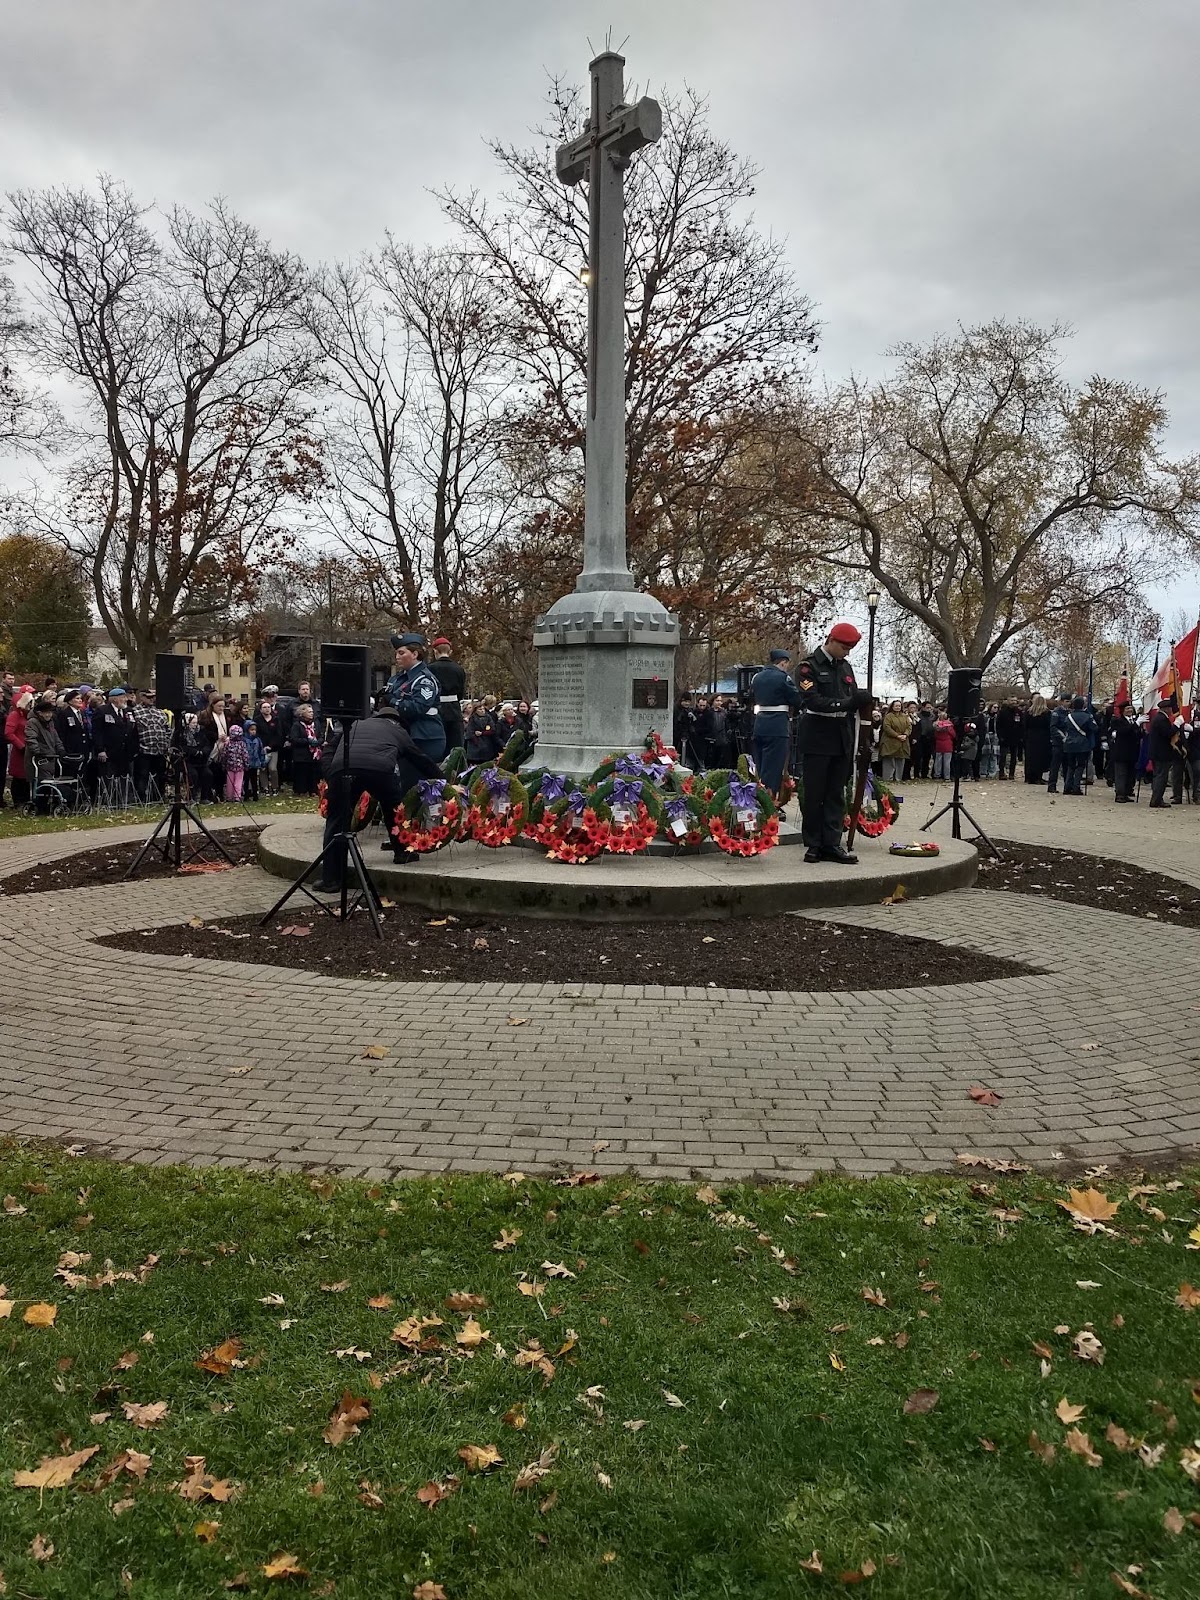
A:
384 633 447 763
795 621 873 864
749 649 800 802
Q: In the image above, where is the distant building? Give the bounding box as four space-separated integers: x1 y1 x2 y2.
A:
172 636 256 699
87 627 126 684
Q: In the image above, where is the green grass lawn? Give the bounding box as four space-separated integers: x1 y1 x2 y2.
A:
1 1148 1198 1599
0 794 314 841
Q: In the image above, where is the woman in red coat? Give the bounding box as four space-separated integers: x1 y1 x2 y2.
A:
5 688 34 807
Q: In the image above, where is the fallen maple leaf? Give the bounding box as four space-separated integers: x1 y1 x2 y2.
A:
662 1388 686 1407
415 1477 459 1508
455 1317 488 1349
1072 1330 1105 1365
513 1444 557 1492
506 1015 530 1026
542 1261 577 1280
1110 1575 1152 1599
1028 1430 1056 1464
518 1278 545 1299
319 1280 350 1294
323 1391 370 1446
695 1185 720 1205
258 1294 285 1308
195 1337 242 1377
1056 1398 1086 1424
122 1400 169 1428
3 1194 27 1215
30 1533 53 1561
13 1444 99 1490
443 1292 487 1312
95 1449 152 1487
968 1084 1002 1107
861 1286 887 1307
112 1495 135 1515
194 1520 220 1543
1174 1282 1200 1311
903 1388 939 1415
838 1558 878 1583
362 1044 387 1059
413 1585 449 1600
178 1456 239 1502
1058 1188 1119 1229
1064 1427 1103 1467
22 1302 57 1327
492 1228 522 1251
503 1405 527 1429
457 1443 503 1472
799 1551 824 1573
262 1553 308 1579
1163 1506 1186 1535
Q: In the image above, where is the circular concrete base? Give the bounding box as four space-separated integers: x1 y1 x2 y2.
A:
258 818 977 922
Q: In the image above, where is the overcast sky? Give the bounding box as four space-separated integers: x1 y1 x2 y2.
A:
4 0 1198 621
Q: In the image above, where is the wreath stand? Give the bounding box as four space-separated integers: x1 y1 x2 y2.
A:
259 721 384 939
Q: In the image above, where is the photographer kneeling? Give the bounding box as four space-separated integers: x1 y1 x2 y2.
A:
317 703 443 893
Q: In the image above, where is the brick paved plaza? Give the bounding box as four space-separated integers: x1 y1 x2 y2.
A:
0 781 1197 1180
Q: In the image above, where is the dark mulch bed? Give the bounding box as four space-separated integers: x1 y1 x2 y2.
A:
97 903 1034 991
0 827 263 896
976 838 1200 926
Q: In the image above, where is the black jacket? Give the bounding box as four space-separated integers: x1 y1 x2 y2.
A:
1109 715 1142 763
320 707 441 780
93 703 139 765
55 706 89 759
1148 708 1178 764
795 647 871 756
996 706 1023 744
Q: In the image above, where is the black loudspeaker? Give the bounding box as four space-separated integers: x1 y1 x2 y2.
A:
737 664 764 702
154 652 192 708
947 666 983 720
320 642 372 720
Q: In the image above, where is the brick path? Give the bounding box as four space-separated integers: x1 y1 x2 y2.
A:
0 785 1197 1179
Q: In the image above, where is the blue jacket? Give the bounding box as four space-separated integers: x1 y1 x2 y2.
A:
385 660 446 753
749 666 799 735
1060 706 1095 755
242 734 267 770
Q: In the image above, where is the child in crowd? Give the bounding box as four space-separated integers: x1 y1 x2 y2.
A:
242 720 267 801
932 713 956 780
223 722 248 802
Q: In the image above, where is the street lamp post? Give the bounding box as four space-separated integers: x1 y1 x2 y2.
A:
866 587 880 701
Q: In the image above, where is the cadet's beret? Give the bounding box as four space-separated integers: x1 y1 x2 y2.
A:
390 632 427 650
769 648 791 663
827 622 861 646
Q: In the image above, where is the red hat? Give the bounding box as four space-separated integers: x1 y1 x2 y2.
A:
431 636 451 647
827 622 861 647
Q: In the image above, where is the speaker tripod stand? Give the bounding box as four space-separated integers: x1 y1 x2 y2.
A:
258 720 384 940
920 768 1000 858
124 735 235 878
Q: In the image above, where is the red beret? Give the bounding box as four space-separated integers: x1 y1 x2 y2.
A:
431 636 451 647
828 622 862 647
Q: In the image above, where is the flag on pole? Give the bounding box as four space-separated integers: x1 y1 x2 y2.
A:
1148 623 1198 717
1114 674 1131 712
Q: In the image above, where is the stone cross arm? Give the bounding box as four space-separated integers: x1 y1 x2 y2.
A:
556 95 663 185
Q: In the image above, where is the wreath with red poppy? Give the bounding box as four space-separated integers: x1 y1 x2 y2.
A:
704 777 781 857
843 775 898 838
657 790 707 849
466 767 529 847
588 774 664 855
315 780 374 828
535 789 609 863
390 776 468 854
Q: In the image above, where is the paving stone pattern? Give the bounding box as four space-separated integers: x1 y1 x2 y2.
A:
0 789 1197 1179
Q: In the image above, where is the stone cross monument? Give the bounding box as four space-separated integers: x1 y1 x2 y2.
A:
531 50 680 776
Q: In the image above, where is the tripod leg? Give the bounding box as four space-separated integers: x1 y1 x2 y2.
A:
258 839 344 925
178 802 237 864
346 835 384 939
952 803 1000 859
920 801 955 831
123 806 177 879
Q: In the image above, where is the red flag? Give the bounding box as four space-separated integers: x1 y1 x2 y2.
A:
1114 675 1131 711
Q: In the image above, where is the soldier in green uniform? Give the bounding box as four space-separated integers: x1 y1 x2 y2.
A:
795 621 874 864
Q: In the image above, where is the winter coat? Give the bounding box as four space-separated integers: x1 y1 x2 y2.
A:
223 727 248 772
880 711 911 759
242 734 267 770
1109 715 1142 764
25 712 65 781
932 717 956 754
1061 707 1096 756
288 719 322 767
5 706 28 780
320 707 438 780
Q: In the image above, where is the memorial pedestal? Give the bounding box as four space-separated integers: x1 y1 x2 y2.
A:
532 588 679 777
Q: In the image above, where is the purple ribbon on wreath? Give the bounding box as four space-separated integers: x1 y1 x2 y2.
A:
565 788 587 815
417 777 446 808
664 796 690 824
728 779 758 811
612 777 643 808
540 773 568 804
614 754 642 776
643 762 667 785
482 768 511 799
